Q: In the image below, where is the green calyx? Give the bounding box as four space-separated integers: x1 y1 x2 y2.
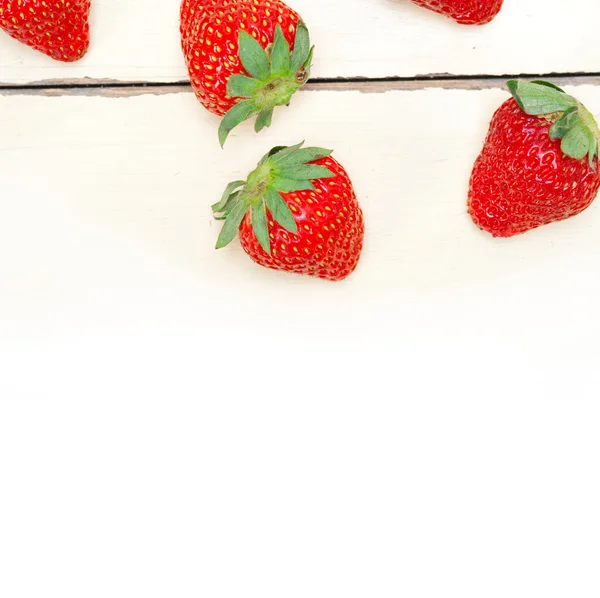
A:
507 79 600 167
212 142 334 254
218 21 314 147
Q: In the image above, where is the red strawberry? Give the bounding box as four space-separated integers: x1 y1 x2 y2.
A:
468 80 600 237
411 0 503 25
213 143 364 281
0 0 90 62
180 0 313 146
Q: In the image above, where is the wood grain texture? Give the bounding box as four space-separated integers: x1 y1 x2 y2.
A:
1 0 599 85
3 86 600 401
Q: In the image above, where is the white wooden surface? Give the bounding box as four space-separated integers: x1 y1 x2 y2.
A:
2 0 600 594
1 0 599 84
3 85 600 389
2 86 600 598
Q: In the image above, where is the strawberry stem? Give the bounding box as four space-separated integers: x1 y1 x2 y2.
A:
213 143 334 254
218 22 314 147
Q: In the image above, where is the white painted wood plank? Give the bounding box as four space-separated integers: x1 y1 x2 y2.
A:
1 88 600 598
0 0 598 84
3 84 600 396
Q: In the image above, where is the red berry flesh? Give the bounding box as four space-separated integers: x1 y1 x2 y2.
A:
411 0 504 25
0 0 91 62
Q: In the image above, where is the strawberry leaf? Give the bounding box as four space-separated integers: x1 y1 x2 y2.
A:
589 139 599 169
214 191 240 220
549 107 578 140
270 25 290 75
577 103 600 166
238 31 270 80
507 79 577 115
251 202 271 254
215 197 249 249
561 118 591 160
219 100 260 147
268 142 306 162
274 146 333 167
227 74 262 99
267 146 291 159
530 80 567 93
304 46 315 73
290 21 310 72
255 109 273 133
271 176 315 193
264 187 298 234
212 180 246 213
277 164 334 180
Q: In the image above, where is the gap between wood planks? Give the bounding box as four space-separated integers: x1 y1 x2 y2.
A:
1 73 600 96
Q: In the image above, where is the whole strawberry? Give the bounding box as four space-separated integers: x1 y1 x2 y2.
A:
411 0 503 25
0 0 90 62
213 143 364 281
468 80 600 237
180 0 313 146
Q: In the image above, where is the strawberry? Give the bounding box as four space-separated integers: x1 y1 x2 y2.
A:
410 0 503 25
213 143 364 281
468 80 600 237
0 0 90 62
180 0 313 146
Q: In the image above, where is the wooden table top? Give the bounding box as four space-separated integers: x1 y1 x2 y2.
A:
1 3 599 595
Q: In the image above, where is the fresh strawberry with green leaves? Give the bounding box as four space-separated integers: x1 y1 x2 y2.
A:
410 0 503 25
0 0 90 62
180 0 313 146
468 80 600 237
213 143 364 281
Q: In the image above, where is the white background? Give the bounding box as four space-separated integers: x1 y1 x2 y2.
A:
1 0 600 596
